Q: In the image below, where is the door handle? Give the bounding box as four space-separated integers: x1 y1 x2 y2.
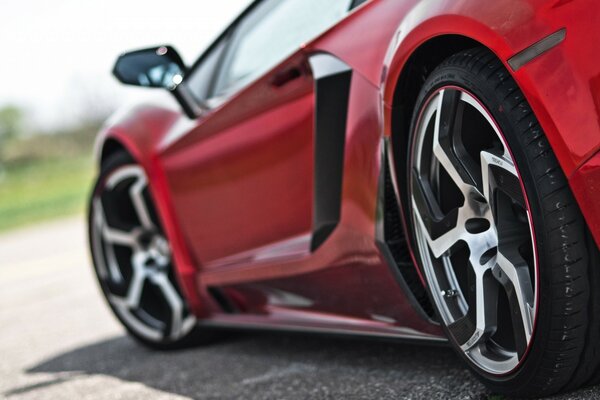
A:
271 67 303 88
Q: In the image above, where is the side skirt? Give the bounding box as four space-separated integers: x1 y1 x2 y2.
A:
198 314 448 344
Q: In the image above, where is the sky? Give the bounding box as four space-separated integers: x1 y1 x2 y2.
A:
0 0 253 130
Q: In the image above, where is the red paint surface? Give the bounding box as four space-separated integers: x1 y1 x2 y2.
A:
570 152 600 248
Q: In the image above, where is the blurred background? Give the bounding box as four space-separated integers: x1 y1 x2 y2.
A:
0 0 251 232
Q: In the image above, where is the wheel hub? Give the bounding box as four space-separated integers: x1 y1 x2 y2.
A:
143 234 171 268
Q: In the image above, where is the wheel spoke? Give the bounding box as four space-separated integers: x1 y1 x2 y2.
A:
106 166 155 230
93 199 138 248
485 149 533 356
412 169 460 241
107 251 193 341
481 150 524 208
428 224 465 259
148 272 185 340
103 225 138 248
103 238 125 284
125 253 149 309
461 268 499 351
432 90 478 193
448 314 476 347
412 199 469 258
493 250 534 357
93 198 137 284
108 295 164 341
130 173 155 230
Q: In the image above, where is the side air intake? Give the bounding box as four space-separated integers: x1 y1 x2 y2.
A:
379 155 436 320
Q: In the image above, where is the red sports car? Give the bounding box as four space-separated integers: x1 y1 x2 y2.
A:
88 0 600 396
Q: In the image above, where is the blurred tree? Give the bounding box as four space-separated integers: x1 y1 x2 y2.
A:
0 105 24 166
0 105 23 140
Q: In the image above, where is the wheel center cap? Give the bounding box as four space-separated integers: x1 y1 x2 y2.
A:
147 235 171 266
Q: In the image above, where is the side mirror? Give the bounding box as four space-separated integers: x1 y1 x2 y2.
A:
113 46 185 89
113 46 201 118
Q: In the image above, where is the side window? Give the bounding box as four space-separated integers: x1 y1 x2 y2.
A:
186 38 227 102
214 0 353 97
350 0 370 9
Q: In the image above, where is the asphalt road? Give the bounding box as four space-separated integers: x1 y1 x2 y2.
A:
1 218 600 400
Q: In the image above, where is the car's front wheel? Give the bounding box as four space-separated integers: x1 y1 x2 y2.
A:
405 48 600 397
89 151 203 349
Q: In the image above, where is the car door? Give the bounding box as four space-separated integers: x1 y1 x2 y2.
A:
161 0 354 268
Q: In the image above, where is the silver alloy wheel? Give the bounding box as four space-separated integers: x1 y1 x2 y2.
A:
410 87 538 374
91 165 196 342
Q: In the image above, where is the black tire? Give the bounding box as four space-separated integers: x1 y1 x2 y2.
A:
88 151 213 350
403 47 600 397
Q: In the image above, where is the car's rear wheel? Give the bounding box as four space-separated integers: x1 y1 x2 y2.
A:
404 48 600 396
89 151 202 349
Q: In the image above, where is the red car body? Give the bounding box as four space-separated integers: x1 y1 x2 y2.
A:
95 0 600 342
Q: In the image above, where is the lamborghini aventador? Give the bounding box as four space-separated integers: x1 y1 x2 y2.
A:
89 0 600 396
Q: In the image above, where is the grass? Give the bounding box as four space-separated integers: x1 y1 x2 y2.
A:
0 156 95 232
0 121 98 232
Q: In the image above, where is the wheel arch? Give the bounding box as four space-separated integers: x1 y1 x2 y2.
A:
380 2 598 179
385 34 491 212
97 137 130 166
91 113 213 319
